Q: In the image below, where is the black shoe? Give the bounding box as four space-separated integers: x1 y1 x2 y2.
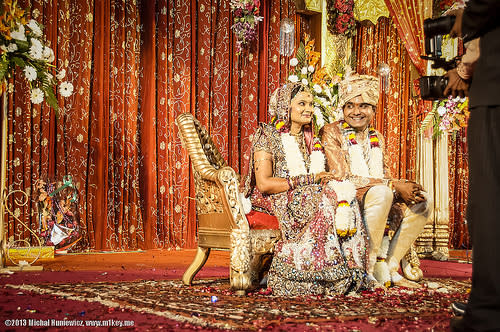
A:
450 316 475 332
451 302 467 316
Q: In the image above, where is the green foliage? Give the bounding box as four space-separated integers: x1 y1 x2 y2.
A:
0 57 7 81
11 56 25 68
295 42 306 68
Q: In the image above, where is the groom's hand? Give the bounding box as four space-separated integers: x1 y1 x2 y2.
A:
394 180 425 205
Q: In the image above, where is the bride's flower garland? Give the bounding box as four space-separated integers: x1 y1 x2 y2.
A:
341 120 384 178
275 118 356 237
328 180 357 237
274 117 326 176
281 133 325 176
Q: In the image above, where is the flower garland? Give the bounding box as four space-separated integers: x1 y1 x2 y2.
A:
326 0 357 38
230 0 263 55
328 179 357 237
0 0 73 110
281 132 325 176
433 96 469 138
287 37 340 135
277 120 357 238
373 224 392 287
341 121 384 178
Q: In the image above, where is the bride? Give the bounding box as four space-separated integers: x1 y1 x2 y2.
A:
241 82 370 296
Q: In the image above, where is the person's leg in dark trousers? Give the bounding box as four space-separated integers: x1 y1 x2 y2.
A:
461 105 500 331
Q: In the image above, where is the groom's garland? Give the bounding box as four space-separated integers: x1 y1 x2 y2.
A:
340 120 392 286
340 120 384 179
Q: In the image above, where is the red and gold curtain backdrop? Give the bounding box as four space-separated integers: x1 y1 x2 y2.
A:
354 17 418 180
383 0 433 120
383 0 432 76
448 129 470 249
4 0 295 250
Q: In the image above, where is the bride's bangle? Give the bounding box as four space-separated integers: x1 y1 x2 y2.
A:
287 175 314 190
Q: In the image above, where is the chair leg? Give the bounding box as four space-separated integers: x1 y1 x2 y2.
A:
230 229 252 295
182 247 211 285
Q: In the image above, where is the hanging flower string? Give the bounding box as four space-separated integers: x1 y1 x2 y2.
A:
326 0 357 37
230 0 263 55
0 0 73 112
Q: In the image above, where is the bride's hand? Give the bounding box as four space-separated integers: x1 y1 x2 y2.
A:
315 172 338 183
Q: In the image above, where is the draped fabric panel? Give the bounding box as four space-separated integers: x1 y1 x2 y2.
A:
383 0 432 75
353 17 418 180
4 0 294 250
448 129 470 249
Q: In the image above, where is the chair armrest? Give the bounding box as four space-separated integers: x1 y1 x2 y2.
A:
215 167 250 231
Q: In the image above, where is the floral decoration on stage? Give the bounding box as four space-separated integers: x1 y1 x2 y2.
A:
326 0 357 37
431 96 469 138
436 0 466 15
0 0 73 111
230 0 263 55
287 36 340 134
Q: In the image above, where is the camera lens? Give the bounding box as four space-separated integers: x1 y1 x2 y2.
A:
423 16 456 37
419 76 449 100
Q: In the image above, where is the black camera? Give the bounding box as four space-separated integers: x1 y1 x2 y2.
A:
419 16 458 100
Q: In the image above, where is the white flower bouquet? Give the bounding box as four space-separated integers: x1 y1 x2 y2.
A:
287 36 340 134
0 0 73 111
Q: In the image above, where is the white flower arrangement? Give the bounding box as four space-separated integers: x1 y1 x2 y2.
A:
30 87 44 104
0 1 73 112
313 107 325 128
287 38 340 135
59 82 74 97
27 19 42 37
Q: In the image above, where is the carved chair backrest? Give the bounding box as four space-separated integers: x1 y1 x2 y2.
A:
176 113 228 178
191 117 226 170
177 112 241 236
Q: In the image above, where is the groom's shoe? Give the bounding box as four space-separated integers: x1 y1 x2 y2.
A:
390 272 421 288
391 277 421 288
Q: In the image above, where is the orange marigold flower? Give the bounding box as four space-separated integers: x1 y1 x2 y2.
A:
312 67 328 85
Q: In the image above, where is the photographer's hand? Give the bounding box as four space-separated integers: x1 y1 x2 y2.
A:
448 9 464 38
444 68 469 98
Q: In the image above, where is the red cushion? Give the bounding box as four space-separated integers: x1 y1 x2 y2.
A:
246 210 279 230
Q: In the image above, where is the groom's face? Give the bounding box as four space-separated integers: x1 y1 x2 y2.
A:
343 95 375 132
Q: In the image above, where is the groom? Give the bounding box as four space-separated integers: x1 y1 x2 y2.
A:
321 74 433 287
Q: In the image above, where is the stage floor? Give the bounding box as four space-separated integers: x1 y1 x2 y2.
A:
3 248 472 280
0 249 472 331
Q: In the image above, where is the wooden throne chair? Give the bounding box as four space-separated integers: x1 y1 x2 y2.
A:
176 113 281 295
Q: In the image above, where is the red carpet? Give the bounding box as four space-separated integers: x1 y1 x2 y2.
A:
0 251 471 331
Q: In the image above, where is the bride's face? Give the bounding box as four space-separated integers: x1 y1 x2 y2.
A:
289 91 314 127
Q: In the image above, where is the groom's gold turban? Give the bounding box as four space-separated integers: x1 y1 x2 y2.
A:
337 74 380 110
